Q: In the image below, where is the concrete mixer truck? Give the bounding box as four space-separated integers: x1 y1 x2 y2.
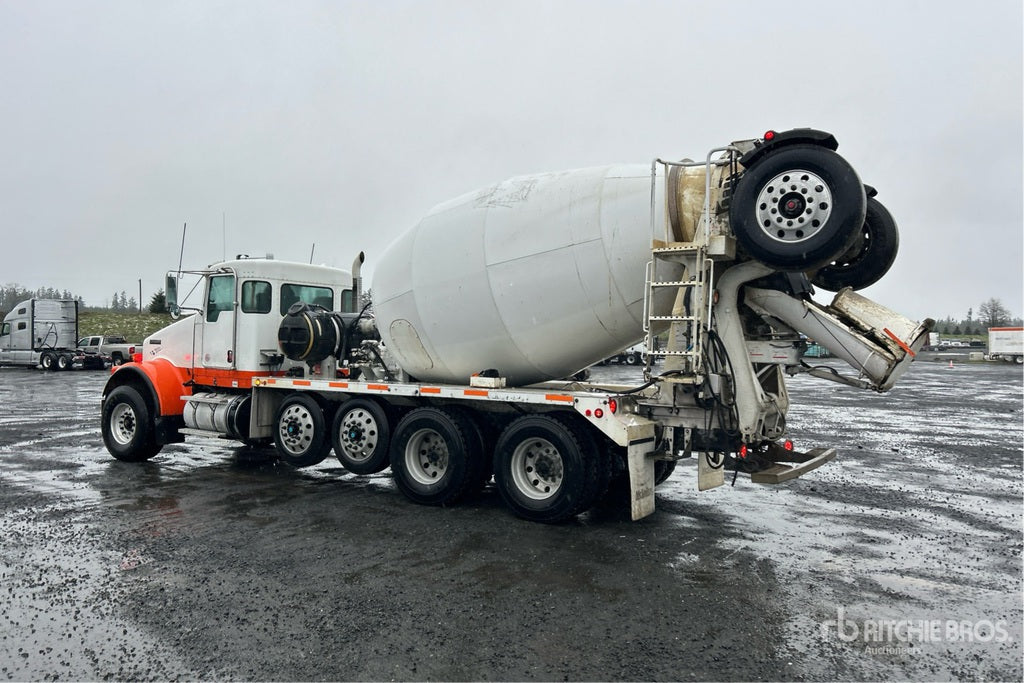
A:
99 128 933 523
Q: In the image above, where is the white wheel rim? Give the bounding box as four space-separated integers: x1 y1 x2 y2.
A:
755 169 833 244
510 438 563 501
110 403 137 446
278 403 315 456
404 428 448 485
339 408 378 463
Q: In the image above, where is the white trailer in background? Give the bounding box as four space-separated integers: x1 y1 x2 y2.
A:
0 299 81 370
988 327 1023 363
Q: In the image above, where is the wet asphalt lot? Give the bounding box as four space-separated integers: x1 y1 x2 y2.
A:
0 359 1021 681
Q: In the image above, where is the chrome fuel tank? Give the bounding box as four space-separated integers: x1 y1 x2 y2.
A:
372 164 679 386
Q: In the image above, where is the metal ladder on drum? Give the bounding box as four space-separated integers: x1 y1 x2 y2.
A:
641 148 739 383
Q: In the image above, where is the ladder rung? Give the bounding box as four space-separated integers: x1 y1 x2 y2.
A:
648 350 697 357
653 244 701 254
650 281 698 288
648 315 697 322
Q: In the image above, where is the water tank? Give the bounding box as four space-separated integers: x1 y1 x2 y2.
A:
372 164 680 386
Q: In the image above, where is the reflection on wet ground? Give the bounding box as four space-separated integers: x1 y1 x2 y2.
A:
0 361 1020 680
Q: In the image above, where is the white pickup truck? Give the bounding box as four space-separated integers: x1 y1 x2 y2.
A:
77 335 138 366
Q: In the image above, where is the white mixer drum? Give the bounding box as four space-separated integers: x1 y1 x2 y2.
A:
372 164 677 386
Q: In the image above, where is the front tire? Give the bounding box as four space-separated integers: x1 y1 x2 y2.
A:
102 386 161 462
332 399 392 474
730 145 866 271
273 394 331 467
389 407 484 506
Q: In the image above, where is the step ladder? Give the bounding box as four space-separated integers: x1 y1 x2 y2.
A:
641 148 740 383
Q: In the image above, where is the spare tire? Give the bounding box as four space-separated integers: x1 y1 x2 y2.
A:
730 145 866 271
810 196 899 291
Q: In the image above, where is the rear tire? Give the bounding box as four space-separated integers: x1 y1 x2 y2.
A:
332 399 392 474
810 196 899 291
102 386 161 462
731 145 866 271
493 414 604 523
273 394 331 467
40 352 55 370
56 354 70 370
390 407 484 506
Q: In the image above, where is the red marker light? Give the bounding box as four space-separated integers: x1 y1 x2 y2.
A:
594 408 604 419
585 409 592 417
764 130 777 141
784 439 794 451
608 399 618 414
739 444 748 459
132 352 143 364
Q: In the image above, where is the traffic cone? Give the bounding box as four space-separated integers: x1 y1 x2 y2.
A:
948 359 954 369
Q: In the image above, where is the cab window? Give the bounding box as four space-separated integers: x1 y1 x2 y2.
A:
241 280 272 314
280 284 333 314
206 275 236 322
341 289 355 313
0 323 9 337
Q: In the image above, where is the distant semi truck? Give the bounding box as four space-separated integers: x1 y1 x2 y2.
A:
0 299 82 370
988 327 1023 363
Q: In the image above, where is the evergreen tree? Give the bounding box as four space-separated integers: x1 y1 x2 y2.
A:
149 289 167 314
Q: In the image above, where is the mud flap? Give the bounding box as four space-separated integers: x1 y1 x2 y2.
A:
626 433 657 521
698 452 725 490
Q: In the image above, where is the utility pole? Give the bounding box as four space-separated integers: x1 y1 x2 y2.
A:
138 279 142 314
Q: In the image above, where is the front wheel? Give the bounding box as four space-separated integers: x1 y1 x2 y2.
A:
332 399 392 474
273 394 331 467
730 145 866 271
101 386 161 462
389 407 484 506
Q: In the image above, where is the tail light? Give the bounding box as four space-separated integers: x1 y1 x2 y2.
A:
132 352 143 363
608 398 618 414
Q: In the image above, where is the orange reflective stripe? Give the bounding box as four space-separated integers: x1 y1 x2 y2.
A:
545 394 574 403
367 384 389 391
464 389 488 397
293 379 311 386
883 328 915 357
420 387 441 394
328 381 349 389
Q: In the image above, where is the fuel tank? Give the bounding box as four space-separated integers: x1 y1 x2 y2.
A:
372 164 683 386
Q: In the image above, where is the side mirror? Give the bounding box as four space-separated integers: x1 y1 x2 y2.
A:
165 273 181 319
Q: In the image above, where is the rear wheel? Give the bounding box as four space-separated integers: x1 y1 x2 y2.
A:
273 394 331 467
102 386 161 461
332 399 392 474
810 196 899 291
390 407 484 506
493 414 604 523
40 352 55 370
730 145 866 271
56 354 70 370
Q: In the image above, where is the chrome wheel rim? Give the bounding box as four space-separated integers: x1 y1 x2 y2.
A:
339 407 378 463
278 403 316 456
510 438 563 501
110 403 137 446
404 428 448 485
755 169 833 244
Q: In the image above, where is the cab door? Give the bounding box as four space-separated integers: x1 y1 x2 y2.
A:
200 273 236 369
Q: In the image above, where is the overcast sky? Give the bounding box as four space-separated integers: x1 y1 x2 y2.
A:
1 0 1021 323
